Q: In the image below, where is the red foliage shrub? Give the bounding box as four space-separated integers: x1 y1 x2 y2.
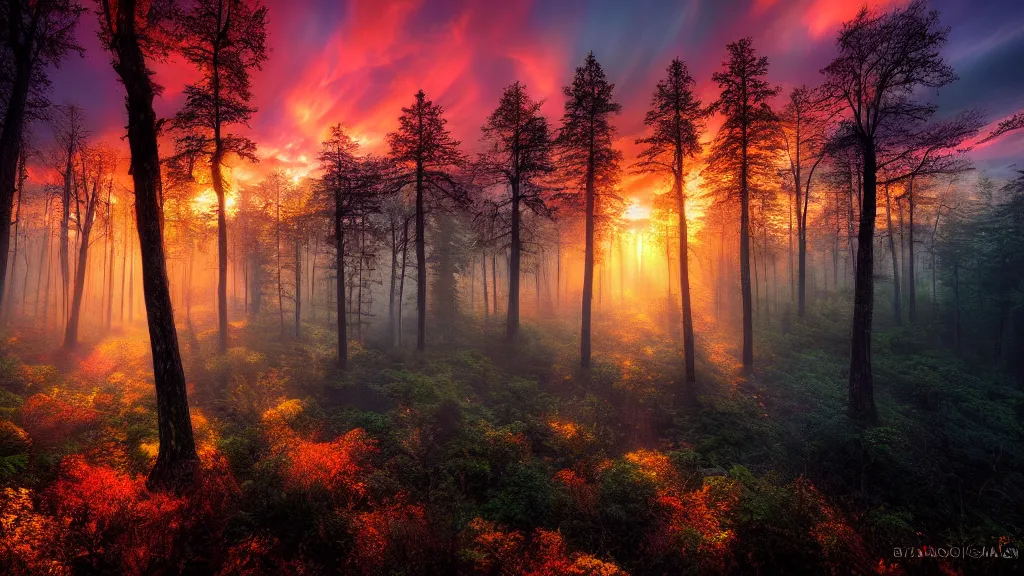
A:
216 536 304 576
20 393 99 449
350 496 434 575
263 400 376 504
44 455 182 573
554 468 598 513
0 487 70 575
463 517 627 576
791 478 876 573
41 454 239 574
280 429 375 501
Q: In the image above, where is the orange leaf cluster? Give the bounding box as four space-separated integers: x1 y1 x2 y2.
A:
554 468 598 512
464 517 627 575
21 393 99 449
350 497 433 575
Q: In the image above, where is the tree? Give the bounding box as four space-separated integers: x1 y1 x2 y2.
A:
63 144 115 349
95 0 199 491
319 125 386 368
822 0 957 417
52 104 87 327
0 0 85 315
978 111 1024 143
707 38 780 372
780 86 829 318
386 90 465 353
556 52 622 369
171 0 268 353
634 58 707 385
477 81 555 341
878 113 980 323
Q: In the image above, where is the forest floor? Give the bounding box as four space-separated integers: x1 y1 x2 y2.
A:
1 296 1021 574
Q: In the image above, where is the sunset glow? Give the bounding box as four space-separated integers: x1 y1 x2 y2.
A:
1 0 1022 574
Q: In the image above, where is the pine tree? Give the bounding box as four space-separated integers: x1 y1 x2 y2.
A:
386 90 466 352
171 0 268 353
707 38 780 372
478 81 555 341
634 58 707 385
319 125 388 368
556 52 622 369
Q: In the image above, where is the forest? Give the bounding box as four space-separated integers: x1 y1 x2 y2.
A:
0 0 1022 574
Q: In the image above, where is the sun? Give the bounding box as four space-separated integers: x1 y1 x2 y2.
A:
622 200 651 221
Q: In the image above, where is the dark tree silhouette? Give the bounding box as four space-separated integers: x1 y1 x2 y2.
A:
0 0 84 315
979 111 1023 143
386 90 465 353
318 125 388 369
556 52 621 369
707 38 780 372
63 145 114 349
95 0 199 491
478 81 555 341
171 0 268 353
780 86 830 319
634 58 707 385
822 0 957 418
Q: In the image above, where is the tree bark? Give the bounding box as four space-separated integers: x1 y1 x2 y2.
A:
63 179 98 349
907 178 917 322
212 149 229 352
415 160 426 352
580 149 595 369
109 1 199 490
0 56 31 315
740 116 753 370
884 184 901 324
676 159 695 384
849 141 877 419
335 194 347 368
507 179 521 340
294 230 301 339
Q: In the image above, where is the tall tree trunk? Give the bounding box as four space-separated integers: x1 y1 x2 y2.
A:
212 149 229 352
849 141 877 419
276 184 284 337
64 185 98 349
415 160 426 352
482 251 489 320
884 184 901 324
398 218 409 346
580 152 595 369
5 160 24 322
907 178 917 322
0 59 31 315
740 122 753 370
61 151 72 330
111 4 199 490
35 203 50 318
335 197 347 368
508 180 521 341
128 236 135 325
106 180 116 329
676 161 695 384
295 230 301 339
492 253 498 316
388 219 398 343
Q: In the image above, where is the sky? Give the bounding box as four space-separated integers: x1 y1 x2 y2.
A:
39 0 1024 197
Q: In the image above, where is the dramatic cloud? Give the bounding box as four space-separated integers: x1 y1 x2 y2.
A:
40 0 1024 194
